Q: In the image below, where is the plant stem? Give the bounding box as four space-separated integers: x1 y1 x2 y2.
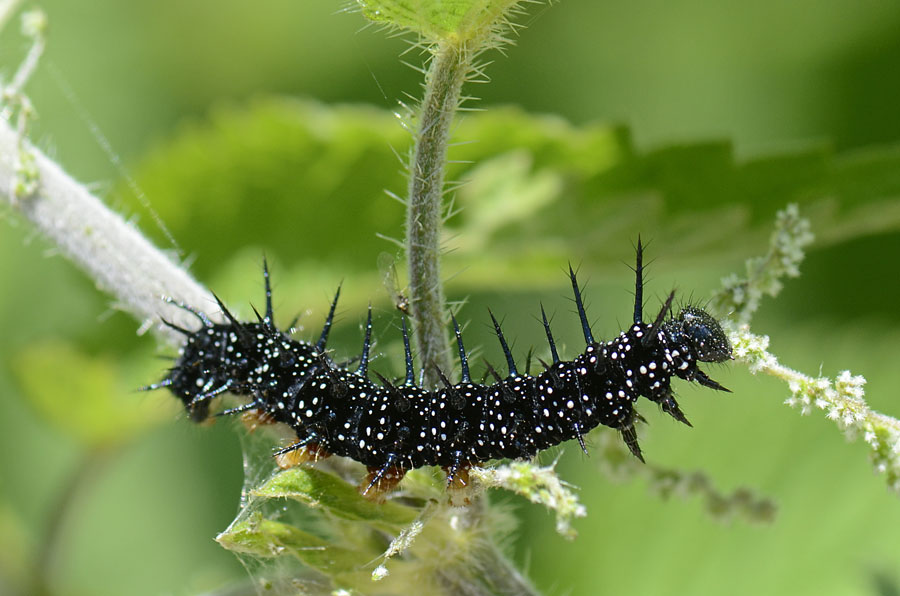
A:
438 497 541 596
405 41 540 596
435 543 540 596
406 41 470 388
0 117 217 346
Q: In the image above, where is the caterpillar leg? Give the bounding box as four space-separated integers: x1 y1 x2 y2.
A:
361 460 406 503
216 402 257 417
240 409 276 433
275 440 331 469
443 463 474 507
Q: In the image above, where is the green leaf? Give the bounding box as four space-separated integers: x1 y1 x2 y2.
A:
217 514 368 574
0 501 29 588
252 467 418 528
356 0 525 43
12 341 176 447
133 98 900 293
133 99 409 280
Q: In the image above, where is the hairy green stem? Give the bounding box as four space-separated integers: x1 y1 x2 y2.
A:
404 40 540 596
406 41 469 388
434 497 540 596
436 543 540 596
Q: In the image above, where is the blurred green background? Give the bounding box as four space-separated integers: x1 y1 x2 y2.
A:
3 1 900 595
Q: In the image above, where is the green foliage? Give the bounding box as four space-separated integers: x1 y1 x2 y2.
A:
4 2 900 595
218 515 372 575
250 467 418 527
213 447 532 593
6 90 900 596
12 341 175 447
134 98 900 290
121 97 900 595
356 0 528 44
134 100 408 279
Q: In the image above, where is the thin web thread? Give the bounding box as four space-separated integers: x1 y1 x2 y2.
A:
47 61 183 257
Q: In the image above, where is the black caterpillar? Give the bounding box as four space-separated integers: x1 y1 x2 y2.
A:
147 243 732 497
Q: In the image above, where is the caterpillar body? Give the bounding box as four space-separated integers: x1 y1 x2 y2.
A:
148 243 732 498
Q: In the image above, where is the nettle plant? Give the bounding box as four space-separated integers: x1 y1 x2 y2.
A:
4 1 900 595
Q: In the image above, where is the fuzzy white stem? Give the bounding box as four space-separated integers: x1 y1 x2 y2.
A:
0 116 217 346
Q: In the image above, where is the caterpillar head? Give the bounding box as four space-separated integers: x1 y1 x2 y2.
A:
151 324 248 423
662 306 732 363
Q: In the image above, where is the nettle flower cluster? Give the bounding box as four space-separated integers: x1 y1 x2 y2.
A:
717 204 900 495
